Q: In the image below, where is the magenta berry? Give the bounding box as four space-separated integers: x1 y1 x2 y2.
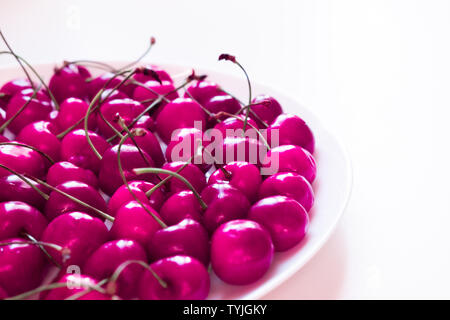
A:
267 113 315 153
44 181 107 221
156 98 207 144
160 162 206 195
124 128 165 167
0 201 48 240
0 143 47 179
0 175 49 210
0 78 33 103
54 98 96 132
211 220 274 285
204 95 241 126
250 94 283 126
84 239 147 299
139 255 210 300
148 218 210 265
48 63 91 103
258 172 314 212
42 211 109 267
132 80 179 108
159 190 203 226
87 72 123 100
201 183 251 233
0 238 46 296
45 274 111 300
221 136 267 166
262 145 317 183
184 80 223 105
16 121 61 162
248 196 309 251
46 161 98 188
213 115 259 138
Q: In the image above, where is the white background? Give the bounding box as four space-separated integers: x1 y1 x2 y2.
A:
1 0 450 299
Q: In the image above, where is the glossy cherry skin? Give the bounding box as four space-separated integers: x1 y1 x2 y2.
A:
42 211 109 267
97 98 145 139
45 274 111 300
60 129 110 174
138 255 210 300
211 219 274 285
213 115 259 138
267 113 315 154
204 94 241 127
159 191 203 226
185 80 223 105
133 80 178 109
258 172 314 212
0 175 49 210
0 238 46 296
221 136 268 166
208 161 262 203
0 79 33 103
48 64 91 103
148 218 210 266
18 87 52 104
87 72 123 100
99 88 128 104
156 98 207 144
0 108 5 128
159 162 206 196
0 286 7 299
44 181 107 221
262 145 316 183
5 93 52 134
0 201 47 240
0 143 47 179
108 180 165 217
46 161 98 188
165 128 211 172
124 128 165 167
133 115 155 131
248 196 309 251
54 98 96 133
84 239 147 299
110 201 163 246
126 65 173 97
201 183 251 233
250 94 283 127
99 144 155 196
16 120 61 162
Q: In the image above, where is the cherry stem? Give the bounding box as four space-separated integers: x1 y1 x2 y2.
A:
0 30 34 90
98 110 124 140
24 175 115 222
0 142 55 165
118 36 156 73
117 117 151 167
109 259 168 291
117 133 167 228
128 79 170 103
0 85 41 133
0 164 49 200
21 232 61 268
235 103 270 128
67 60 116 72
65 278 110 300
184 90 214 118
134 167 208 210
0 239 63 251
0 51 60 110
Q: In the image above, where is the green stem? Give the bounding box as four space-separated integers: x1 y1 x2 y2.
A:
118 119 151 167
0 240 63 252
117 37 156 73
145 159 192 197
21 232 61 268
109 260 168 290
5 282 69 300
0 164 49 200
65 278 109 300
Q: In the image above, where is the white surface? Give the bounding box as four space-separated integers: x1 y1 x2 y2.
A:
1 0 450 299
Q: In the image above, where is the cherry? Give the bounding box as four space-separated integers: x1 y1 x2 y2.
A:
19 87 52 104
138 255 210 300
250 94 283 127
221 136 267 166
44 274 111 300
258 172 314 212
248 196 309 251
159 190 203 226
0 201 48 240
16 121 61 162
0 238 46 296
184 80 223 105
165 128 210 172
148 218 210 265
0 143 47 179
132 80 178 108
126 65 174 97
156 98 207 144
159 162 206 195
60 129 110 174
262 145 316 183
0 78 33 103
208 161 262 203
48 63 91 103
87 72 124 100
213 115 259 138
99 88 128 103
133 115 155 131
124 128 165 167
54 98 96 133
5 93 52 134
44 181 107 221
108 180 165 217
0 175 49 210
267 113 315 153
110 200 163 246
211 219 274 285
97 98 145 139
46 161 98 189
84 239 147 299
201 183 250 233
99 144 156 196
0 286 7 299
41 211 109 267
204 95 241 127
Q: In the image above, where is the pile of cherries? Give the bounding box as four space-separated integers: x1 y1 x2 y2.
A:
0 38 316 300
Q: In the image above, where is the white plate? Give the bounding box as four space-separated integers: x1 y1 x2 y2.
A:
0 62 352 300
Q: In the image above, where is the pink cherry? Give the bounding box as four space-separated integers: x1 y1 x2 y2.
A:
203 95 241 127
213 115 259 138
159 162 206 195
124 128 165 167
0 175 49 210
159 190 203 226
54 98 96 132
250 94 283 126
0 78 33 103
87 72 123 100
45 274 111 300
46 161 98 188
48 64 91 103
184 80 223 105
221 136 267 166
132 80 178 108
0 143 47 179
